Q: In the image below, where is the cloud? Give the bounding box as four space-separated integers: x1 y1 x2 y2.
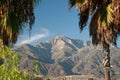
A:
19 34 48 44
17 28 49 46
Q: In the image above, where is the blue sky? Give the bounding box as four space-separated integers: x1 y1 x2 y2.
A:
16 0 120 48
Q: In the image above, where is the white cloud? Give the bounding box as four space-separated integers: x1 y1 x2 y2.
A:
16 28 49 46
20 34 47 44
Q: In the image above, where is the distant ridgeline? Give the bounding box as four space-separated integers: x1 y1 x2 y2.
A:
13 36 120 79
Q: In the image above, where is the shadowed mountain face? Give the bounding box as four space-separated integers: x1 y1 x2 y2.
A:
13 36 120 78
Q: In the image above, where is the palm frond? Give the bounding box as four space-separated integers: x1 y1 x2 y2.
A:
89 0 97 15
68 0 120 46
0 0 37 46
79 8 89 31
99 4 113 27
90 10 101 45
75 0 87 8
68 0 76 9
68 0 87 10
77 0 88 12
90 10 99 36
112 0 120 26
107 4 113 25
7 12 23 33
68 0 90 32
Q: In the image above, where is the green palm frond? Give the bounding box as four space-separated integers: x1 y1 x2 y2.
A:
107 4 113 25
68 0 87 9
0 0 39 46
0 10 23 43
7 12 23 33
99 4 113 26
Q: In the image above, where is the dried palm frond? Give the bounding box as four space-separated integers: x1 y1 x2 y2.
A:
90 10 99 36
0 0 39 46
112 0 120 26
68 0 88 11
89 0 97 15
68 0 120 46
78 0 88 12
79 8 89 31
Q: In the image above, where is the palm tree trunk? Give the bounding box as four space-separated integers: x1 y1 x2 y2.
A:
103 43 111 80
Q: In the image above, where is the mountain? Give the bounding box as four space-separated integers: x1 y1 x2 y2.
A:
13 35 120 78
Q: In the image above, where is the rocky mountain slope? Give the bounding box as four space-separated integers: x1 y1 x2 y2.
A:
13 35 120 78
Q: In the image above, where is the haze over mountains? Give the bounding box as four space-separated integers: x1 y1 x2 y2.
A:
13 35 120 78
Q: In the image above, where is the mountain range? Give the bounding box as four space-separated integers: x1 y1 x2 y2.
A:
13 35 120 79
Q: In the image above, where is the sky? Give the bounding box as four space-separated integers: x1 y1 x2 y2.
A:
16 0 120 48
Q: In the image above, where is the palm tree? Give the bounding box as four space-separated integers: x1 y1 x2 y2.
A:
68 0 120 80
0 0 39 46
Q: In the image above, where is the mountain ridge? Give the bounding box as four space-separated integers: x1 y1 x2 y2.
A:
13 35 120 79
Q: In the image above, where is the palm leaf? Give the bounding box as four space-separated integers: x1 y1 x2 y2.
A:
106 4 113 25
90 10 99 36
90 10 100 45
68 0 76 9
75 0 87 7
7 11 23 40
68 0 120 46
112 0 120 25
99 4 113 27
89 0 97 15
68 0 87 10
79 8 89 31
0 0 39 46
